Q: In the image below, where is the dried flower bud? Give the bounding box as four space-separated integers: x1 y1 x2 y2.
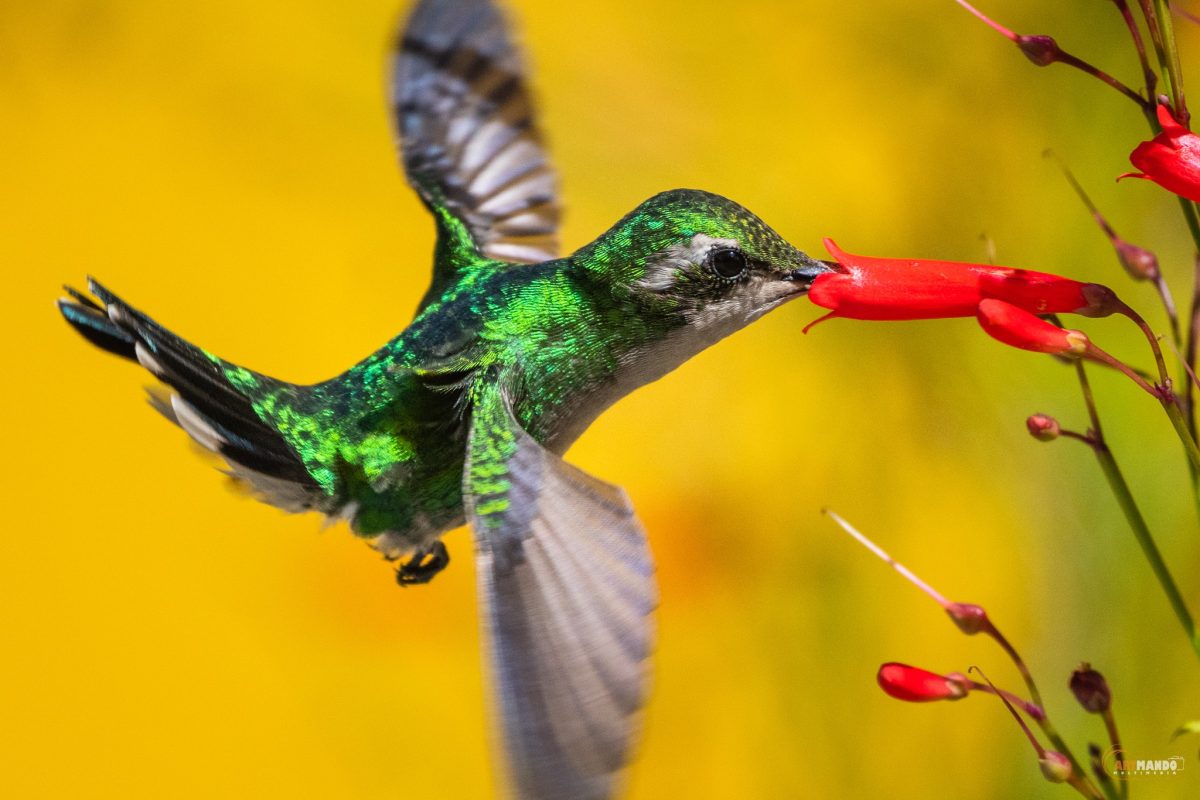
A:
877 663 970 702
1114 239 1160 281
1017 34 1060 67
1039 750 1073 783
1026 414 1061 441
1069 663 1112 713
946 602 990 634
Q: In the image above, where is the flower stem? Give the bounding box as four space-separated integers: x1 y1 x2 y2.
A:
1163 397 1200 474
1119 304 1171 381
969 667 1103 798
964 679 1046 720
1074 363 1200 659
1152 0 1188 120
1101 708 1128 800
1153 273 1183 349
1055 51 1148 109
1090 745 1122 800
1188 253 1200 439
1083 310 1200 476
1091 439 1199 658
1139 1 1187 121
982 623 1094 788
1083 343 1159 397
1115 0 1157 100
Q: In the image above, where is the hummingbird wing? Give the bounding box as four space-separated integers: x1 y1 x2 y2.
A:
465 385 657 800
393 0 560 295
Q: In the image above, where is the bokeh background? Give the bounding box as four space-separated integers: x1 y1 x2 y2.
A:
3 0 1199 797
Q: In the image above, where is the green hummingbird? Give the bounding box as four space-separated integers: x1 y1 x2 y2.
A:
58 0 830 797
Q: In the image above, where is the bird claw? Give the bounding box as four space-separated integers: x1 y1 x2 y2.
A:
396 541 450 586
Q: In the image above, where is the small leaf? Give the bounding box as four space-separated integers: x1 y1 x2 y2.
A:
1170 721 1200 741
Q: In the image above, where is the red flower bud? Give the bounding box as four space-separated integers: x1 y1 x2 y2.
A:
877 663 970 702
944 602 990 634
1120 104 1200 203
976 299 1090 355
806 240 1118 330
1026 414 1061 441
1039 751 1073 783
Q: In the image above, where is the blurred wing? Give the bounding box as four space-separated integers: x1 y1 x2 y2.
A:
392 0 561 276
465 386 657 800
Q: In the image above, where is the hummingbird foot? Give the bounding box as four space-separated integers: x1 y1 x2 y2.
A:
395 541 450 586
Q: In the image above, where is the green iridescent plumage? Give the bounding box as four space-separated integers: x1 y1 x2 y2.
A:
56 1 831 798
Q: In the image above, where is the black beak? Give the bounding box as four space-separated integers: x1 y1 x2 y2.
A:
782 255 836 287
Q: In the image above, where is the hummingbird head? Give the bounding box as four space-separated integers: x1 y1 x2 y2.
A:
574 189 831 341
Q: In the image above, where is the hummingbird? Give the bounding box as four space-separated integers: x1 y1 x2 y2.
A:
58 0 830 798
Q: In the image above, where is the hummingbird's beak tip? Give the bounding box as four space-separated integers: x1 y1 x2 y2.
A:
783 259 834 287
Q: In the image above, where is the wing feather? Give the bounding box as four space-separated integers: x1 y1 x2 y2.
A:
393 0 561 276
466 387 656 800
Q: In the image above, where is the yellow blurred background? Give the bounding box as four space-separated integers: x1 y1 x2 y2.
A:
3 0 1198 797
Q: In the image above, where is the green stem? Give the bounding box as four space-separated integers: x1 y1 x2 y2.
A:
1074 362 1200 659
986 625 1096 791
1176 195 1200 256
1090 747 1122 800
1094 439 1200 659
1164 398 1200 474
1101 708 1128 800
1120 305 1200 482
1152 0 1187 119
1188 252 1200 445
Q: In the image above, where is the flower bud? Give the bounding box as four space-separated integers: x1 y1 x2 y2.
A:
976 299 1090 356
946 602 990 634
1017 34 1059 67
1069 663 1112 713
1115 240 1160 281
1038 750 1073 783
877 663 970 702
1026 414 1060 441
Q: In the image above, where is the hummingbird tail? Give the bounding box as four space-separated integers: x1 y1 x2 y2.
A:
58 279 321 510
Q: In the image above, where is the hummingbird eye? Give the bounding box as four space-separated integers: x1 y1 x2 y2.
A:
708 247 747 280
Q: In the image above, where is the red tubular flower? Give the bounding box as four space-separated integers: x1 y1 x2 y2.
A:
975 299 1089 355
806 239 1118 330
1120 104 1200 203
877 663 969 702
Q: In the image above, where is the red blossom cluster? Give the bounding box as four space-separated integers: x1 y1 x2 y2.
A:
821 1 1200 797
824 512 1118 796
805 240 1126 363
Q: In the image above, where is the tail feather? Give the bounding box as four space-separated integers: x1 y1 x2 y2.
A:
59 280 322 508
131 334 283 448
57 292 137 360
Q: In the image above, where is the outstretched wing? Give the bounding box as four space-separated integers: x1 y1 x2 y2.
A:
393 0 561 292
465 385 657 800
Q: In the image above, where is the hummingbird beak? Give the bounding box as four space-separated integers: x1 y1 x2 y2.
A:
781 255 836 290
